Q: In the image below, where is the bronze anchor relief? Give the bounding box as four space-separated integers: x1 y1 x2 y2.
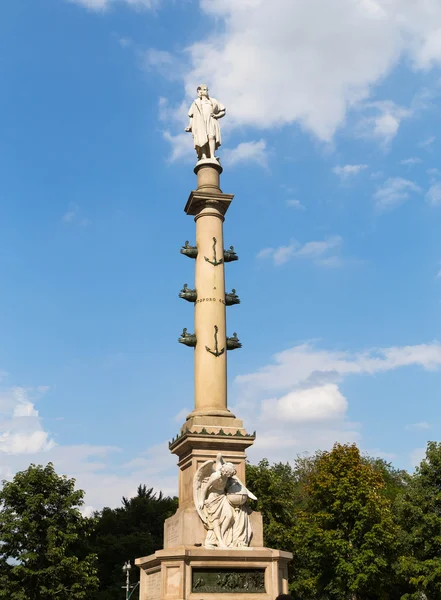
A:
204 237 224 267
205 325 225 358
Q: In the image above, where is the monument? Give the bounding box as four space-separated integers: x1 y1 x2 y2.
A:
136 85 292 600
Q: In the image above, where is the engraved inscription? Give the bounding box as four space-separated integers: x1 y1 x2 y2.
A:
192 568 265 594
167 521 179 546
147 570 161 600
195 297 226 305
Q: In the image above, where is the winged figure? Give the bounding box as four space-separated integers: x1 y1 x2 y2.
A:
193 453 257 548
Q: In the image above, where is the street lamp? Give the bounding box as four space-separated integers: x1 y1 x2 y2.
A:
122 561 131 600
122 560 140 600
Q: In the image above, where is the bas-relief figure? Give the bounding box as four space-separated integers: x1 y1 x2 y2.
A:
185 85 226 161
193 453 256 549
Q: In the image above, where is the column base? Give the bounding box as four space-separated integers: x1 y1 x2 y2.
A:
136 546 292 600
182 411 245 436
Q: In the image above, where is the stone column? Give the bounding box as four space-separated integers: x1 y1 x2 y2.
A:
184 162 234 420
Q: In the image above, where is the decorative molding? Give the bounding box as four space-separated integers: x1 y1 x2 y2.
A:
169 428 256 448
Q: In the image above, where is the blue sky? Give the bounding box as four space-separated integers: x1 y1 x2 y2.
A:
1 0 441 511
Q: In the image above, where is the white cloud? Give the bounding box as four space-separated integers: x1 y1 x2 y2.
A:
333 164 368 179
410 447 426 469
61 203 90 227
236 341 441 395
144 49 174 69
162 131 194 163
222 140 267 168
258 235 343 266
405 421 430 430
142 49 180 80
117 37 132 49
180 0 441 144
426 182 441 206
231 341 441 462
67 0 158 11
0 381 178 509
0 431 54 455
62 210 75 223
374 177 422 211
261 384 347 424
356 101 412 146
419 135 436 148
174 408 190 422
286 199 306 210
0 387 54 455
400 157 422 166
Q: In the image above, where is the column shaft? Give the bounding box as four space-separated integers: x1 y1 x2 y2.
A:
194 206 227 414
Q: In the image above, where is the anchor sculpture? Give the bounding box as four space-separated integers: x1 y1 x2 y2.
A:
205 325 225 358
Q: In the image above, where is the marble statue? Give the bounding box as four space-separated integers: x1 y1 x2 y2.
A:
193 453 256 548
185 85 226 161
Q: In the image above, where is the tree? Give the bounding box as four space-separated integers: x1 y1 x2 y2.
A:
395 441 441 600
290 443 403 600
248 445 404 600
0 463 98 600
246 459 299 554
90 485 178 599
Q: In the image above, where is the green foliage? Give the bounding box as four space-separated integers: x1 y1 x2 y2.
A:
89 484 178 600
247 459 299 553
395 441 441 600
0 463 98 600
248 444 406 600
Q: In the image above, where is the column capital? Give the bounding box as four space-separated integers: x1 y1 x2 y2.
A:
184 190 234 217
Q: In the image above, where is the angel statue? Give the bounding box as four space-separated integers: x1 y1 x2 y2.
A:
193 453 257 549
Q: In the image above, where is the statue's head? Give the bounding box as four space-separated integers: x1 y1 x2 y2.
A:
197 84 209 98
220 462 236 478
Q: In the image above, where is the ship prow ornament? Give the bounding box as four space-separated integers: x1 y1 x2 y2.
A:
136 85 292 600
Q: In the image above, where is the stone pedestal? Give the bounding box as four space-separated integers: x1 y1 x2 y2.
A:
136 547 292 600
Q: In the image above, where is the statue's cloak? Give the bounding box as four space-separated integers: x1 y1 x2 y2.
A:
188 97 225 151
